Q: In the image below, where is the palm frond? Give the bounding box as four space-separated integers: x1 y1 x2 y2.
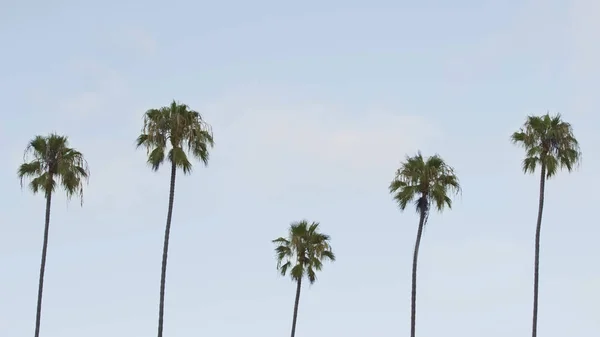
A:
279 261 292 276
17 134 89 204
272 220 335 284
389 151 460 216
512 112 581 179
136 100 214 174
169 147 192 173
306 267 317 284
290 264 304 281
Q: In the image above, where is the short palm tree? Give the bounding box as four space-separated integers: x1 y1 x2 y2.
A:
511 113 581 337
136 100 214 337
272 220 335 337
17 134 89 337
389 152 460 337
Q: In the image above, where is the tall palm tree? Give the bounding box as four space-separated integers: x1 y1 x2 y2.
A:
17 134 89 337
389 152 460 337
511 113 581 337
136 100 214 337
272 220 335 337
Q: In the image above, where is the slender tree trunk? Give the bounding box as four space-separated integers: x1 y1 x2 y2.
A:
290 278 302 337
411 210 426 337
157 162 177 337
33 190 52 337
532 164 546 337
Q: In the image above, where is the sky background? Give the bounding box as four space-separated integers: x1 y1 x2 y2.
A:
1 0 599 336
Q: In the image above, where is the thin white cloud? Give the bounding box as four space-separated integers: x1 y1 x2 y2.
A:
569 0 600 71
207 95 439 168
110 27 158 55
225 108 434 166
56 61 129 121
194 95 441 199
441 0 570 83
568 0 600 117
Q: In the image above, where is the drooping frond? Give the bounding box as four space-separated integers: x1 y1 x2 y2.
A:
389 151 460 216
17 133 90 204
272 220 335 284
136 100 214 173
511 112 581 179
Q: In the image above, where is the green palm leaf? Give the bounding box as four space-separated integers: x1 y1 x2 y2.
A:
18 134 90 204
389 151 460 217
511 112 581 178
272 220 335 284
136 100 214 173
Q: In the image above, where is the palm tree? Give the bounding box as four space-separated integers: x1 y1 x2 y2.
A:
136 100 214 337
272 220 335 337
511 113 581 337
17 134 89 337
388 152 460 337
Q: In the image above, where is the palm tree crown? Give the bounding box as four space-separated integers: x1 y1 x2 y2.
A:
273 220 336 284
389 152 461 216
17 134 89 202
511 113 581 178
136 100 214 173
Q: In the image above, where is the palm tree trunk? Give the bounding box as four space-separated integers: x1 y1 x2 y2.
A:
290 277 302 337
34 190 52 337
157 162 177 337
411 210 426 337
532 164 546 337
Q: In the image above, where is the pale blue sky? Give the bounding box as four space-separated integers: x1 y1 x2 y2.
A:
1 0 599 336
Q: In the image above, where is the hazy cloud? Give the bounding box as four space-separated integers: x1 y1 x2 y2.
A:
110 26 158 55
